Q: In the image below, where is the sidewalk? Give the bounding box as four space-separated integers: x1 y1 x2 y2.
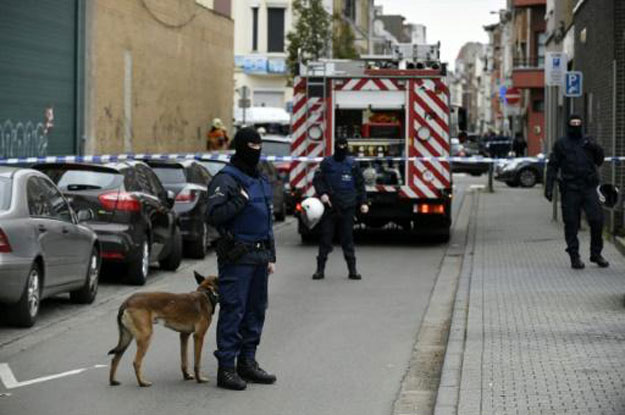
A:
436 184 625 415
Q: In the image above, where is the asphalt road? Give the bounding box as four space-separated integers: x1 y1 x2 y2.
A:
0 175 476 415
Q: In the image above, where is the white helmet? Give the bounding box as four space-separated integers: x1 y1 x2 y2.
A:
300 197 325 229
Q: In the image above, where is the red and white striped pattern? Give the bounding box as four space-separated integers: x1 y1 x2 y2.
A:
408 78 451 199
290 77 327 196
334 78 405 91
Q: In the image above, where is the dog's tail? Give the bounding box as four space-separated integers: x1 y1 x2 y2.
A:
108 305 133 356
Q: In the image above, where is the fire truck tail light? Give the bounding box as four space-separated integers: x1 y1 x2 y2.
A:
414 204 445 215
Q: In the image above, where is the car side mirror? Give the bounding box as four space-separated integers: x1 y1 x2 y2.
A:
76 209 94 222
166 190 176 208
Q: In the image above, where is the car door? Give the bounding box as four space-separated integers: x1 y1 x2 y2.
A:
36 177 92 284
135 165 172 260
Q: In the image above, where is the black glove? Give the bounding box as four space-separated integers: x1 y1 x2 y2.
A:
544 189 553 202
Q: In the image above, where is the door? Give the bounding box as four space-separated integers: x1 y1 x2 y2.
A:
0 0 82 158
36 177 91 284
135 165 173 259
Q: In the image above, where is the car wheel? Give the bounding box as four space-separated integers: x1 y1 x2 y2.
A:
9 264 42 327
126 237 150 285
506 180 519 188
160 226 182 271
518 168 538 188
70 246 100 304
187 222 208 259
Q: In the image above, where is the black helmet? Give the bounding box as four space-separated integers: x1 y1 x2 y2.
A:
597 184 619 208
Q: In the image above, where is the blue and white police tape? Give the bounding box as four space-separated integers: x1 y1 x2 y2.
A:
0 152 623 166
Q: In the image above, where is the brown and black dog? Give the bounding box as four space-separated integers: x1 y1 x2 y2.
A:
108 272 218 387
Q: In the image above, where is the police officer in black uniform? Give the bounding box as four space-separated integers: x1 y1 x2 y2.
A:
545 114 609 269
312 137 368 280
206 128 277 390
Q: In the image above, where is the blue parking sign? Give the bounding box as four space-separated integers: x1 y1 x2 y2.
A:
565 71 583 97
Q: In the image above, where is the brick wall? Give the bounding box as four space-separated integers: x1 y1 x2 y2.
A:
573 0 625 231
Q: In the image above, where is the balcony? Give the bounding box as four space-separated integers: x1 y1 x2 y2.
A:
512 58 544 89
513 0 546 6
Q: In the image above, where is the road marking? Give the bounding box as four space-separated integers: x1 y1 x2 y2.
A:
469 184 486 191
0 363 106 390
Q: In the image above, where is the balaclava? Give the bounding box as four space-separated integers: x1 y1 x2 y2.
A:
568 114 583 140
333 137 349 162
231 127 262 176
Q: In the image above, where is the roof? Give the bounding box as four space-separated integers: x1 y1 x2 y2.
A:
234 107 290 125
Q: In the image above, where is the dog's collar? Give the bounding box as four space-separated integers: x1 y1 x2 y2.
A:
201 289 219 313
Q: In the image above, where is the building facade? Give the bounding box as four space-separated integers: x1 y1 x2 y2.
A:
333 0 373 55
87 0 234 154
233 0 295 112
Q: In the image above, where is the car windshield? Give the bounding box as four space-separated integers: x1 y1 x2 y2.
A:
0 177 11 211
152 167 187 184
46 169 123 191
201 161 227 176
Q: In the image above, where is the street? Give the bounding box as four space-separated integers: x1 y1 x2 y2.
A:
0 177 473 415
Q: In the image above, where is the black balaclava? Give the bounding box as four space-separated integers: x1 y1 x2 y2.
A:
231 127 262 176
568 114 583 140
333 137 349 162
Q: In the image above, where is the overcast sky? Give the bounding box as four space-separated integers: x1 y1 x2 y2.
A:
375 0 506 70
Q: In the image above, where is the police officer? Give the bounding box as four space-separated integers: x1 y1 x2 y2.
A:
207 127 277 390
312 137 368 280
545 115 609 269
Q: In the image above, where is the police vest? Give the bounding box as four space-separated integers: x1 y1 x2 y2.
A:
324 156 357 208
221 165 273 242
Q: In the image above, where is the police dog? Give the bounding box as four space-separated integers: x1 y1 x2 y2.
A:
108 272 218 387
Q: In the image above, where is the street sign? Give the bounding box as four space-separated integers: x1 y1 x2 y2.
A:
505 87 521 105
564 71 583 97
545 52 567 86
238 99 251 108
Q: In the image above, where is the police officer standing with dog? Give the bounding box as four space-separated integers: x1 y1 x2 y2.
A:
206 127 277 390
545 114 610 270
312 137 368 280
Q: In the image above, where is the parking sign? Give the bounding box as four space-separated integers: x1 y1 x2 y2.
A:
565 71 583 97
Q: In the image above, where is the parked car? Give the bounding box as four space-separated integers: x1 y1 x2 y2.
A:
495 155 546 188
483 135 513 158
0 167 100 327
34 161 182 285
143 159 217 258
450 138 490 176
199 159 287 221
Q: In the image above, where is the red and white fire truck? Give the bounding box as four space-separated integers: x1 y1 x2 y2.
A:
290 44 452 241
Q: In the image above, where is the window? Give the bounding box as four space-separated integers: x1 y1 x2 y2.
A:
533 100 545 113
252 7 259 51
267 8 285 52
55 170 123 191
536 32 546 67
152 167 187 184
31 177 73 223
344 0 356 21
0 177 11 211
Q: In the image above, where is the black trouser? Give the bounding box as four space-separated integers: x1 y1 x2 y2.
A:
318 207 356 261
560 185 604 257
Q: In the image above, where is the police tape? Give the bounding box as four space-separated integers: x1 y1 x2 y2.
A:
1 152 625 165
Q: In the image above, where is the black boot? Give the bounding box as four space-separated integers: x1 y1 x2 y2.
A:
346 257 361 280
237 358 277 384
590 255 609 268
312 256 326 280
217 367 247 390
570 255 585 270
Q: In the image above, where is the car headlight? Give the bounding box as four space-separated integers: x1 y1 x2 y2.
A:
308 125 323 141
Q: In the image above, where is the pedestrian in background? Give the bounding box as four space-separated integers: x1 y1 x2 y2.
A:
207 118 230 151
544 114 609 269
312 137 368 280
512 132 527 157
206 127 277 390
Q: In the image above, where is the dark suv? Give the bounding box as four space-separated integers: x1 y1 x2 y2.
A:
34 161 182 285
144 160 217 258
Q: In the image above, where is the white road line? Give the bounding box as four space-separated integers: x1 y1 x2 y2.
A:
0 363 106 390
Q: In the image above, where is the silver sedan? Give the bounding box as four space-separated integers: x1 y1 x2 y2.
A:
0 167 100 327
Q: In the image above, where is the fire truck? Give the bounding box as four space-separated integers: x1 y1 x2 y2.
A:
290 44 452 242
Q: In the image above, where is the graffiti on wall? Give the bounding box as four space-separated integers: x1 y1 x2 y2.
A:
0 108 53 158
